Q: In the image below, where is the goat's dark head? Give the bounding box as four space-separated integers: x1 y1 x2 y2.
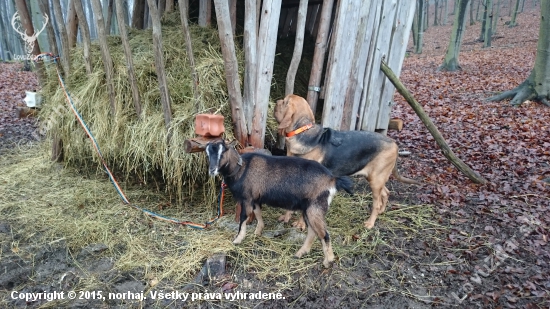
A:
205 140 240 176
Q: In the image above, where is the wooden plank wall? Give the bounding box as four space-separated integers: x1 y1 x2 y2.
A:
320 0 415 132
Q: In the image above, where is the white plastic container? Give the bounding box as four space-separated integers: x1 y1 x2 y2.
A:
24 91 42 108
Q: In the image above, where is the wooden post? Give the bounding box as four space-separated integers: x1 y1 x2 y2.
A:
321 0 363 129
146 0 172 130
67 0 78 48
38 0 58 57
249 0 282 149
285 0 308 95
213 0 248 146
132 0 145 29
179 0 200 112
105 0 114 35
91 0 117 114
376 0 416 132
73 0 93 74
243 0 258 134
199 0 212 27
381 61 488 184
230 0 237 33
306 0 335 113
51 0 70 76
115 0 142 118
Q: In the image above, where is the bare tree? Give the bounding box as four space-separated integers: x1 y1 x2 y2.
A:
132 0 145 29
509 0 520 26
440 0 470 71
415 0 426 54
487 0 550 106
73 0 92 74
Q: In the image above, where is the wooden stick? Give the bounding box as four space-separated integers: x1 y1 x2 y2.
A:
381 61 488 184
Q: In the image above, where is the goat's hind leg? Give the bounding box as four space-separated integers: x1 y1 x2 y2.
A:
295 206 334 268
233 202 253 244
253 204 264 236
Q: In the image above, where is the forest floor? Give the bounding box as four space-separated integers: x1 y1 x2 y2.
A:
1 6 549 309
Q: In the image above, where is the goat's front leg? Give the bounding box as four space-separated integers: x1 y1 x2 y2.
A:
233 201 252 244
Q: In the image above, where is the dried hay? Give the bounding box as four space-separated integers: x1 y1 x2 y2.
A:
39 11 248 202
0 145 443 291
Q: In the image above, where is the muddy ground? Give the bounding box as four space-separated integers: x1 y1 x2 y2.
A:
1 8 549 309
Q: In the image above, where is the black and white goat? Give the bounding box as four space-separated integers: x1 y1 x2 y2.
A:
205 140 352 267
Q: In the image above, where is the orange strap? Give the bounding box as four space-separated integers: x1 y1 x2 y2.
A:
285 123 313 137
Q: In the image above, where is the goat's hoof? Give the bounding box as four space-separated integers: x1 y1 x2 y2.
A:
363 221 375 229
232 238 243 245
323 259 334 268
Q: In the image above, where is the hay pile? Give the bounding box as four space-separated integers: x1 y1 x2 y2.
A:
40 11 246 201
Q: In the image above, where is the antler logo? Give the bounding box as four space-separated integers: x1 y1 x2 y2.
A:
11 11 48 60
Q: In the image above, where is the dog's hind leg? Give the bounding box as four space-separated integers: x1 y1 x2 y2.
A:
253 204 264 236
364 181 384 229
379 186 390 214
278 210 293 223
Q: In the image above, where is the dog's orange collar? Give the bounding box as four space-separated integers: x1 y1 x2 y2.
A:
286 124 313 137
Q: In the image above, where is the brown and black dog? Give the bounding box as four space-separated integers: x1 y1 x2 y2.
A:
274 94 420 229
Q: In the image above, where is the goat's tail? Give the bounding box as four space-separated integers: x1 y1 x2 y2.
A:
335 176 354 194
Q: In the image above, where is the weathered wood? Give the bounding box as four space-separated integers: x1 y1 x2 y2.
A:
165 0 174 12
184 137 222 153
321 0 363 129
341 1 375 130
38 0 58 57
230 0 237 33
179 0 200 113
388 118 403 131
376 0 416 131
243 0 258 134
146 0 172 130
51 0 70 76
305 4 320 35
250 0 282 148
213 0 248 145
199 0 212 27
67 0 78 48
381 61 488 184
281 7 297 37
306 0 335 113
285 0 308 95
115 0 141 118
91 0 117 114
73 0 92 74
361 0 398 132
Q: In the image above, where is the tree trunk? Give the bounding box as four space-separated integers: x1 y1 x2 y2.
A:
470 0 476 25
91 0 117 114
67 0 78 48
306 0 335 113
487 0 550 107
115 0 141 118
444 0 449 24
412 2 418 48
73 0 92 74
166 0 174 12
243 0 258 134
381 61 488 184
14 0 45 83
415 0 425 54
483 0 493 47
425 0 429 30
510 0 520 26
132 0 145 29
249 0 282 149
285 0 308 95
439 0 469 71
146 0 173 130
434 0 439 25
106 0 114 35
179 0 199 113
51 0 70 76
493 0 501 34
212 0 248 145
479 0 487 40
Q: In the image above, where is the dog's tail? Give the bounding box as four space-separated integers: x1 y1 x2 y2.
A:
392 164 421 185
335 176 354 194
